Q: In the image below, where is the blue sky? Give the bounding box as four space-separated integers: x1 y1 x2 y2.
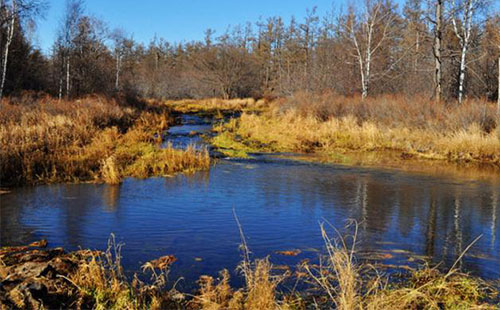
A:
34 0 343 53
32 0 500 54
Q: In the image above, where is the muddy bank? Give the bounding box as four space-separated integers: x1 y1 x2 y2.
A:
1 241 93 309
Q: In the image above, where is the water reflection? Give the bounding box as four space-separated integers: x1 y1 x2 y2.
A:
1 158 499 285
102 185 121 212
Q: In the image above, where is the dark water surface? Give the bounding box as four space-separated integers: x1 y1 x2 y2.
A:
1 115 499 291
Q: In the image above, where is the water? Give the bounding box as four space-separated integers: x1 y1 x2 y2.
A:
1 114 499 291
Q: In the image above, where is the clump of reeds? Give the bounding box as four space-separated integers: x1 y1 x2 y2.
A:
192 213 291 310
300 221 375 309
69 234 184 310
101 156 121 185
124 143 210 179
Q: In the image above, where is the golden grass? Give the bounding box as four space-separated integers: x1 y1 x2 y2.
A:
212 95 500 168
163 97 268 115
0 95 211 186
67 235 183 310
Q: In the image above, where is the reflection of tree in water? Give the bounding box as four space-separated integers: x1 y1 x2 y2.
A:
59 184 105 249
361 179 396 233
102 185 121 212
425 191 437 258
453 194 463 269
162 169 210 189
396 184 423 238
491 188 498 249
250 163 500 276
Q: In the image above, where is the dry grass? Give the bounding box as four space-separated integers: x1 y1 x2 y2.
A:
164 98 268 115
299 222 497 310
67 234 184 310
0 95 210 186
212 93 500 167
192 213 291 310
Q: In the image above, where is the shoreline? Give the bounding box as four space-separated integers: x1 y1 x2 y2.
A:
1 236 498 309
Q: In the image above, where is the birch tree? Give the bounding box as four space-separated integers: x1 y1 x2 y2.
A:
0 0 15 99
0 0 45 98
340 0 399 99
56 0 83 99
450 0 483 103
111 28 127 91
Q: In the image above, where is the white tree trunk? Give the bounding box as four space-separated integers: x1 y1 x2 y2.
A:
58 72 63 100
364 17 373 100
452 0 474 104
65 57 70 98
497 57 500 114
434 0 443 102
457 44 468 104
115 53 121 90
0 0 16 99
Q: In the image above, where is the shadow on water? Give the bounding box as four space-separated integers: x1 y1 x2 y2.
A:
1 114 499 291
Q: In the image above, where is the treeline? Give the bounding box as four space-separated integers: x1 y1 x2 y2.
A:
1 0 499 101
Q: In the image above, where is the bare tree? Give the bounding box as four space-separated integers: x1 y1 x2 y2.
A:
111 28 127 90
0 0 15 99
427 0 444 102
340 0 399 99
0 0 45 98
193 44 258 99
56 0 84 99
450 0 484 103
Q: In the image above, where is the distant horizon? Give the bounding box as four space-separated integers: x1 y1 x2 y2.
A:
34 0 342 54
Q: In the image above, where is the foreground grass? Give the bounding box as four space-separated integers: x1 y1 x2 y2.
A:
211 93 500 169
0 95 210 186
1 225 497 310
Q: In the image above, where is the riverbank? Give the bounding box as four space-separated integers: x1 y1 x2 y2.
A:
210 94 500 173
0 95 210 187
1 230 498 310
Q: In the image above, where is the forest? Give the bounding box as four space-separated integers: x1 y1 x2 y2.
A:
1 0 499 103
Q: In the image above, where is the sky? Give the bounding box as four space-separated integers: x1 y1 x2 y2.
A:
34 0 348 54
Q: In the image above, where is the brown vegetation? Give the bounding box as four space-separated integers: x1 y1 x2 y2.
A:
164 98 268 115
1 227 497 310
0 95 210 187
0 236 185 310
213 93 500 168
